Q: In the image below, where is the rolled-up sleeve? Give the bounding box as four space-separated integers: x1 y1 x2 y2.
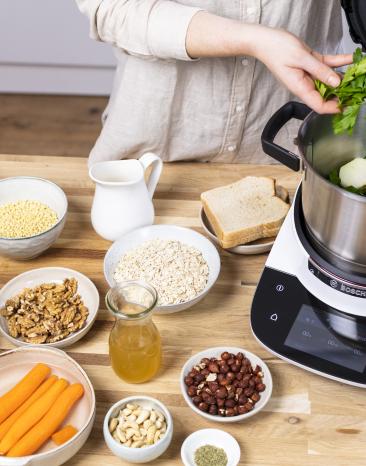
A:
75 0 203 61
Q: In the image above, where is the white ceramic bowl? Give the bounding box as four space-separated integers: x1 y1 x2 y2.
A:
180 347 273 423
104 225 221 314
103 396 173 464
0 267 99 348
0 346 95 466
181 429 241 466
0 177 68 260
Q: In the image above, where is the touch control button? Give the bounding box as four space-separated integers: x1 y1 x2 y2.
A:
270 313 278 322
275 284 284 292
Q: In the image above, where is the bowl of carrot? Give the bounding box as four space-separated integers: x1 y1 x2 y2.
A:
0 346 95 466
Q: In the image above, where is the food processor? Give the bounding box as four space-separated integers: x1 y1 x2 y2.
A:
251 5 366 386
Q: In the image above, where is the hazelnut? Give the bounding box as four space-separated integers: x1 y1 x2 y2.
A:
201 368 210 377
192 395 202 405
201 358 210 365
227 358 235 366
198 402 209 412
226 390 235 400
249 378 256 388
254 376 262 384
236 372 243 381
231 363 241 373
244 402 253 411
208 362 220 373
236 352 244 361
232 380 240 388
226 371 235 382
244 388 254 397
219 377 229 387
243 374 252 383
217 398 225 408
215 387 227 399
238 394 248 405
207 396 216 405
235 387 244 396
237 405 249 415
208 381 219 393
188 370 198 378
251 392 261 403
201 392 210 402
219 364 230 374
254 365 262 374
256 383 266 392
225 399 236 408
187 386 197 397
184 376 194 386
225 408 236 417
194 373 205 384
221 351 230 360
208 405 218 415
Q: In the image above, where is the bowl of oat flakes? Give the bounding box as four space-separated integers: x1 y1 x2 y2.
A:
0 267 99 348
104 225 221 314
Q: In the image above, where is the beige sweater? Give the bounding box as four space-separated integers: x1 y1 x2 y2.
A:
75 0 343 165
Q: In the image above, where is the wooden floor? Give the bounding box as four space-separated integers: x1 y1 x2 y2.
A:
0 94 108 157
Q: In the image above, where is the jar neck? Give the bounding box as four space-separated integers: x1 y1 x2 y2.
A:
105 281 158 321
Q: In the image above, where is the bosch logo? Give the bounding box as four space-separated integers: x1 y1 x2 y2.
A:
330 279 338 289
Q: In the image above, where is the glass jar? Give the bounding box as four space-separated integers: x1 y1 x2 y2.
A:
106 281 162 383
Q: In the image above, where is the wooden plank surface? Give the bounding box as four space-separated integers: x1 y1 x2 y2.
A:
1 154 365 466
0 94 106 157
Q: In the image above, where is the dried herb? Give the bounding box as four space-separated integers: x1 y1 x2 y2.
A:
315 48 366 135
194 444 228 466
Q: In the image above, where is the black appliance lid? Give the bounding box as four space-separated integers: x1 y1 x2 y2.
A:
342 0 366 50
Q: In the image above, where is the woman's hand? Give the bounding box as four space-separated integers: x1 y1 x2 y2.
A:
251 27 353 114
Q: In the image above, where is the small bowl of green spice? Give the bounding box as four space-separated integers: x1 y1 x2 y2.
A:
181 428 240 466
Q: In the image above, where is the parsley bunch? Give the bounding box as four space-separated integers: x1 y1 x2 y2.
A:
315 48 366 134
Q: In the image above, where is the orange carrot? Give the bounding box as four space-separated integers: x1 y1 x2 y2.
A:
0 378 69 455
7 383 84 457
51 425 78 446
0 363 50 424
0 375 58 441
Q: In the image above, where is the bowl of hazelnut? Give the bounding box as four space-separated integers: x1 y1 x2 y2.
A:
180 347 272 423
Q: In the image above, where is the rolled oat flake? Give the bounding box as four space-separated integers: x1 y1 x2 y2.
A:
194 444 228 466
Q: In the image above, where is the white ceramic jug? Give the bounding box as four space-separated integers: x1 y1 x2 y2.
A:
89 153 163 241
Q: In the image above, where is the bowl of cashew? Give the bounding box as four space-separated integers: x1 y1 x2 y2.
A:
103 396 173 463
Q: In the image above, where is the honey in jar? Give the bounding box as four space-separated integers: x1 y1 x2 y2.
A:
106 281 161 383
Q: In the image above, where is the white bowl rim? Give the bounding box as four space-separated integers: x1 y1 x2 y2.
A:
0 346 96 462
180 428 241 464
104 395 173 451
180 346 273 422
0 176 68 241
200 207 275 250
104 224 221 310
0 266 100 348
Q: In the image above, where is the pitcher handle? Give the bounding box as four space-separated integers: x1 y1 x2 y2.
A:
139 153 163 199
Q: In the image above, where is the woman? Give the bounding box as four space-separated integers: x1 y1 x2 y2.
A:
75 1 352 165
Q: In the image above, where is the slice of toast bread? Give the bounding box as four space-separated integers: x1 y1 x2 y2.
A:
201 176 290 248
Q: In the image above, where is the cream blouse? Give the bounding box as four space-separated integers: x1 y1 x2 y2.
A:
76 0 343 165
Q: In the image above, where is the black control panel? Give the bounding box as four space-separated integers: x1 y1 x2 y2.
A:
251 267 366 386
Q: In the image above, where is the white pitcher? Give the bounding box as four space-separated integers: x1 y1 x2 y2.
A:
89 153 163 241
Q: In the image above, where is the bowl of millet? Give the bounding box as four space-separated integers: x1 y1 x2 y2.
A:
0 177 68 260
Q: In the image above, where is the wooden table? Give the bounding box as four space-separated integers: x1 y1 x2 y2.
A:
1 155 365 466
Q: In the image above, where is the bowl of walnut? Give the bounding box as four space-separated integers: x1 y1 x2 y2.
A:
0 267 99 348
180 347 273 423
